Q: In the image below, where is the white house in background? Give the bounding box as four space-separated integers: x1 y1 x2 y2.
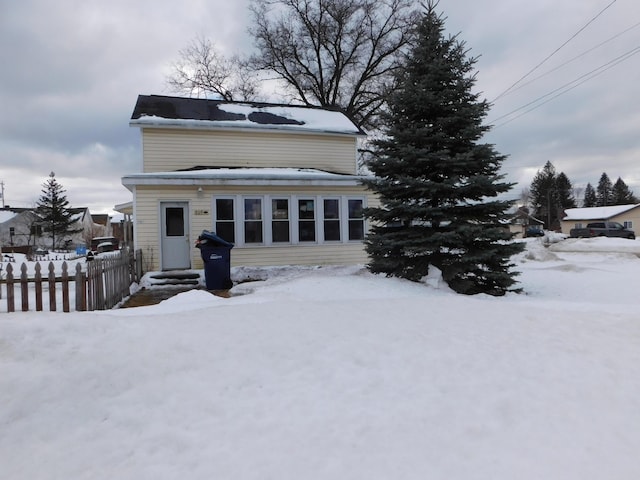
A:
122 94 377 272
0 208 41 249
561 204 640 234
0 206 107 250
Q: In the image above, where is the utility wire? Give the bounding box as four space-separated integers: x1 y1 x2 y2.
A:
489 46 640 128
500 19 640 98
491 0 618 103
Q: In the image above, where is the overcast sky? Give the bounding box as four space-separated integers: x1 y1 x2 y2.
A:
1 0 638 215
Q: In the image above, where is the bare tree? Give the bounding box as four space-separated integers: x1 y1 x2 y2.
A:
249 0 418 130
167 35 262 101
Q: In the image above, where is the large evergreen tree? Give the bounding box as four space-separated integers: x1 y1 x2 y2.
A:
611 177 638 205
35 172 80 249
582 183 597 207
596 172 613 206
363 2 523 296
529 161 559 229
555 172 577 210
529 162 576 228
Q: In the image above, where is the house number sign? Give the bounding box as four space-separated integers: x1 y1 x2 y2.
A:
194 209 210 216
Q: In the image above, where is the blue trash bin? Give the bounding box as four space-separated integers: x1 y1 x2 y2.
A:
196 230 234 290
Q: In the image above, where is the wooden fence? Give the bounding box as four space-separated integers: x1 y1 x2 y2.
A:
0 249 143 313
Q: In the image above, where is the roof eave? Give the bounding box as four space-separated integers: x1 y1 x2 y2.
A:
121 173 371 189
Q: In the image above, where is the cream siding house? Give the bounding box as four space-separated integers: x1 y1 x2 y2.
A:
561 204 640 234
122 95 376 271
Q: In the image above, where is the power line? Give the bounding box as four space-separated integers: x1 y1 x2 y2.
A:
489 45 640 128
499 19 640 99
491 0 618 103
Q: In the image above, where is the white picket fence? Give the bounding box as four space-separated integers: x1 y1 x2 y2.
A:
0 249 143 313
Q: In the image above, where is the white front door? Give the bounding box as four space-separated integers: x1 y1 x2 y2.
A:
160 202 191 270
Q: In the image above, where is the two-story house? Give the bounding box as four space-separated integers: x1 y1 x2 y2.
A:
122 94 376 271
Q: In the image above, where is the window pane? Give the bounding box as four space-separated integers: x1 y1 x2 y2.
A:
216 199 234 220
272 199 289 219
216 223 235 243
348 199 364 241
245 199 262 220
348 220 364 240
324 220 340 241
324 199 339 219
348 199 363 218
298 199 315 242
298 199 315 219
165 207 184 236
272 222 290 242
245 222 263 243
299 221 316 242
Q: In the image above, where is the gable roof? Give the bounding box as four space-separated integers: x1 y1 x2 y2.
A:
563 204 640 221
129 95 366 136
91 214 110 226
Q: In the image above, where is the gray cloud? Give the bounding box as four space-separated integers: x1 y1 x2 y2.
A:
1 0 638 214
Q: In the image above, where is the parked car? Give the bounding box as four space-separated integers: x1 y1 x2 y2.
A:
524 226 545 237
569 222 635 239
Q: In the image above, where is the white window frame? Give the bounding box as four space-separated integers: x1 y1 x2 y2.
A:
212 194 367 247
243 196 265 245
212 196 237 244
269 196 292 244
295 196 318 244
322 197 342 242
345 196 366 242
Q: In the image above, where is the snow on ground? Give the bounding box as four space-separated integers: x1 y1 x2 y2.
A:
1 237 640 479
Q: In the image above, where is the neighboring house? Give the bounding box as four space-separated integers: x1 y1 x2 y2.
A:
0 208 42 248
122 94 376 271
91 214 113 237
561 204 640 234
507 206 545 238
0 206 107 250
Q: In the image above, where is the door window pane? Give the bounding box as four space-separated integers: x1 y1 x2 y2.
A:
272 199 290 243
165 207 184 237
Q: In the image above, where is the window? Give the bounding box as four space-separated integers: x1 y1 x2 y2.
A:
298 199 316 242
213 195 365 246
323 199 341 241
215 198 235 243
272 198 290 243
624 221 633 229
348 199 364 240
574 223 583 229
244 198 263 243
165 207 184 236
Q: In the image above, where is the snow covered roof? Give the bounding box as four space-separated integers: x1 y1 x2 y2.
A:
563 204 640 221
122 167 370 190
0 210 18 223
130 95 366 136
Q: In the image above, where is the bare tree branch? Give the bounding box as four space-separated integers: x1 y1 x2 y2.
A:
166 35 261 101
249 0 418 130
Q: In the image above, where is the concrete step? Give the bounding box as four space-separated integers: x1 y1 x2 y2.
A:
148 271 201 286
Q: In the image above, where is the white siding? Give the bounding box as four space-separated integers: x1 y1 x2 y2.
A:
141 128 358 175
